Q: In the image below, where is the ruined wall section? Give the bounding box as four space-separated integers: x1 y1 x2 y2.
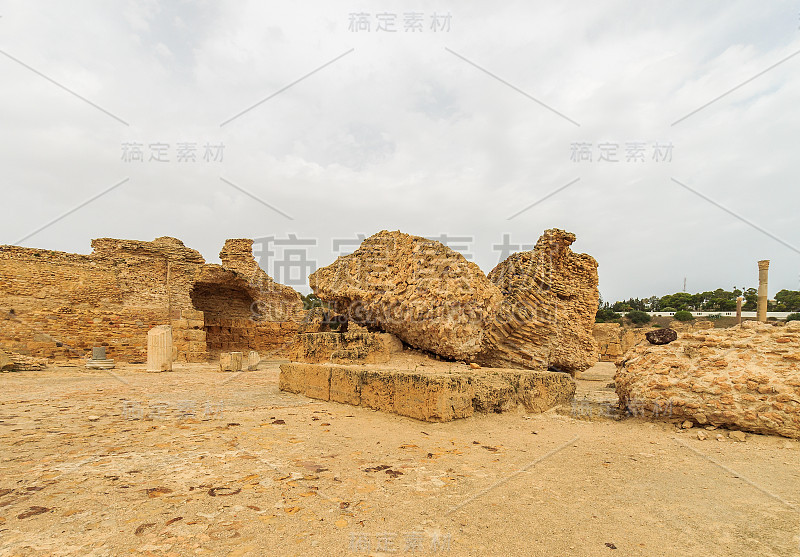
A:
0 236 303 363
616 321 800 439
209 239 305 356
477 229 600 374
0 243 173 362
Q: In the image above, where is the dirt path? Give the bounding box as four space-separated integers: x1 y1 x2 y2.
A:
0 362 798 556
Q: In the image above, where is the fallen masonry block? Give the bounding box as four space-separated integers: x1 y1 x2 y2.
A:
247 350 260 370
220 351 243 372
279 363 576 422
617 321 800 439
147 325 173 372
289 331 402 364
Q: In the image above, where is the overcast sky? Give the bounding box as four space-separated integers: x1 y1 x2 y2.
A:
1 1 799 301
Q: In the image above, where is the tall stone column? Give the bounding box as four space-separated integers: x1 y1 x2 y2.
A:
147 325 173 372
736 296 743 325
757 260 770 323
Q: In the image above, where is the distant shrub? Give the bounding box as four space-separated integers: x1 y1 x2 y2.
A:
706 314 723 321
787 313 800 322
767 316 777 322
661 307 677 312
595 308 621 323
673 310 694 322
626 310 651 325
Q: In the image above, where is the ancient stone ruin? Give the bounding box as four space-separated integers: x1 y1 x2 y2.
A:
279 362 576 422
309 230 502 361
616 321 800 439
0 237 303 363
477 229 599 373
309 228 599 375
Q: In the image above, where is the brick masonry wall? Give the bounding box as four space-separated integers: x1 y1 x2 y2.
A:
0 237 303 362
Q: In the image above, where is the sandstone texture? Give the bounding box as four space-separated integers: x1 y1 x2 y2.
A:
279 363 576 422
0 349 47 371
309 231 502 360
593 324 648 362
646 328 678 345
0 237 303 363
616 321 800 439
290 332 403 365
477 229 600 374
310 229 599 374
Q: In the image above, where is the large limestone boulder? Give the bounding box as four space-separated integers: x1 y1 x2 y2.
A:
309 231 502 360
477 229 600 374
616 321 800 439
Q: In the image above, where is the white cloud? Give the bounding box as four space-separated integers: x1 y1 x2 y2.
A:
1 0 798 299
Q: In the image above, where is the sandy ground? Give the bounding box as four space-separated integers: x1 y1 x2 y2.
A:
0 360 798 557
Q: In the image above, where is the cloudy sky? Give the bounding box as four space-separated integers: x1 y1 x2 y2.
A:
1 1 799 301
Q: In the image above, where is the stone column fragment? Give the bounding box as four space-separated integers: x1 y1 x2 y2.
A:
147 325 173 372
736 296 742 325
220 352 243 372
757 260 769 323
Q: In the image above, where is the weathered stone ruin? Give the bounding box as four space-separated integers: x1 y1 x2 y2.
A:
290 331 403 365
309 230 502 361
309 229 599 375
593 323 647 362
279 362 576 422
0 237 303 363
616 321 800 439
477 229 599 373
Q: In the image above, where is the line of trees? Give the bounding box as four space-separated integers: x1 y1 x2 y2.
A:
602 288 800 313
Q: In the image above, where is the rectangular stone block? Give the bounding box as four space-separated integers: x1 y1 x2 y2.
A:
187 341 206 352
187 319 204 330
330 366 362 406
302 364 331 401
279 363 305 394
247 350 260 370
393 372 474 422
171 318 188 330
360 370 395 411
220 351 243 372
278 363 331 400
147 325 172 372
181 309 204 321
185 329 206 342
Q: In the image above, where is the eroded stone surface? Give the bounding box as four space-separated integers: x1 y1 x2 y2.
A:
309 231 502 360
477 229 600 374
279 363 575 422
290 332 403 365
616 321 800 439
646 328 678 345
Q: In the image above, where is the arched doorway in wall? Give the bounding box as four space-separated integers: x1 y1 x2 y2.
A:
189 280 256 355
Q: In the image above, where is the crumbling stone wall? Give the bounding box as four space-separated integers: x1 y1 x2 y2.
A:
477 229 599 374
309 229 599 374
309 231 502 360
0 237 303 362
616 321 800 439
593 323 647 362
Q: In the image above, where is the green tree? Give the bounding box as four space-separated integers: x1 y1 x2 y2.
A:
673 310 694 322
742 288 757 311
596 308 621 323
775 290 800 312
626 310 651 325
786 313 800 322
